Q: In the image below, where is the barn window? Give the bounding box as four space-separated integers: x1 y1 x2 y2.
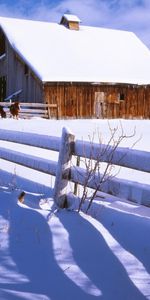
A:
0 31 6 56
118 93 125 101
24 63 29 75
0 76 6 102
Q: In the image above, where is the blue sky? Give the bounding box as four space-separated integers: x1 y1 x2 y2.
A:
0 0 150 47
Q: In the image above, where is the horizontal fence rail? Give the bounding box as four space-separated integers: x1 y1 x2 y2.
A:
0 102 57 107
0 147 57 175
70 166 150 206
0 102 58 119
0 129 60 151
75 140 150 173
0 127 150 207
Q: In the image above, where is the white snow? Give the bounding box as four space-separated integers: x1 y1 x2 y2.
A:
0 146 57 175
0 118 150 299
1 16 150 84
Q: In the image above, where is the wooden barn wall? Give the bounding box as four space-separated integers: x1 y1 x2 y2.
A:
0 29 43 103
0 57 6 77
6 43 43 102
44 83 150 119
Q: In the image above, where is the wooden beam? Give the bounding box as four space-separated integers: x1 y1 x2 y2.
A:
53 127 75 208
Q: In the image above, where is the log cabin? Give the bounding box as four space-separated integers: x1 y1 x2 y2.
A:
0 14 150 119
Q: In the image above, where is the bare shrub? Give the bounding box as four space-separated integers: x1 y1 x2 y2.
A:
76 122 140 213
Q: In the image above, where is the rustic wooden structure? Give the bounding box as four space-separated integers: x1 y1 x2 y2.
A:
44 83 150 119
60 14 81 30
0 15 150 119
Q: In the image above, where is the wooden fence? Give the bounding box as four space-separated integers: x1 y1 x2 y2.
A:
0 102 58 119
0 127 150 207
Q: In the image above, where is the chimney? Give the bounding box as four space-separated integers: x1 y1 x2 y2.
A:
60 14 81 30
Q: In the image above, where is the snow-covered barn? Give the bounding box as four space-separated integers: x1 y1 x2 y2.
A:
0 14 150 119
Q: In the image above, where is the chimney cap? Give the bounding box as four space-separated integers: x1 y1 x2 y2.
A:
60 14 81 30
62 14 81 23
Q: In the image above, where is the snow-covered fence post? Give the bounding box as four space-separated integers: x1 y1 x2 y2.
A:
53 127 75 208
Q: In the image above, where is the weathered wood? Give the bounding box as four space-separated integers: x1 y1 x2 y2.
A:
19 113 47 118
0 31 43 103
19 109 47 113
44 83 150 119
68 22 79 30
0 102 57 108
0 102 58 118
53 127 75 208
74 156 80 195
60 16 80 31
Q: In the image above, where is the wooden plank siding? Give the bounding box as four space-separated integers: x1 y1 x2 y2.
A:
44 83 150 119
0 58 6 77
5 44 43 103
0 28 43 103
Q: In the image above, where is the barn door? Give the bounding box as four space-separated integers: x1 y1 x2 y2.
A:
0 76 6 102
94 92 106 118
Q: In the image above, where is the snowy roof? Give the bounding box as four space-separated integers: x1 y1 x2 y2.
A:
62 14 81 23
1 16 150 85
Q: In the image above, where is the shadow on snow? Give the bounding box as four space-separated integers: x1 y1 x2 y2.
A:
0 170 149 299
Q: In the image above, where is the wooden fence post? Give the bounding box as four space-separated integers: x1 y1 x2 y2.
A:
53 127 75 208
74 156 80 195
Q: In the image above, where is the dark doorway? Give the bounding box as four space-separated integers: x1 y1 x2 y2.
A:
0 31 6 56
0 76 6 101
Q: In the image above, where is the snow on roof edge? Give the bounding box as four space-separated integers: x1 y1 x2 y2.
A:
63 14 81 23
0 24 43 81
0 15 134 37
13 46 43 81
42 79 150 85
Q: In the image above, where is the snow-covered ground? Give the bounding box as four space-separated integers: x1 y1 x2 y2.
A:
0 118 150 300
